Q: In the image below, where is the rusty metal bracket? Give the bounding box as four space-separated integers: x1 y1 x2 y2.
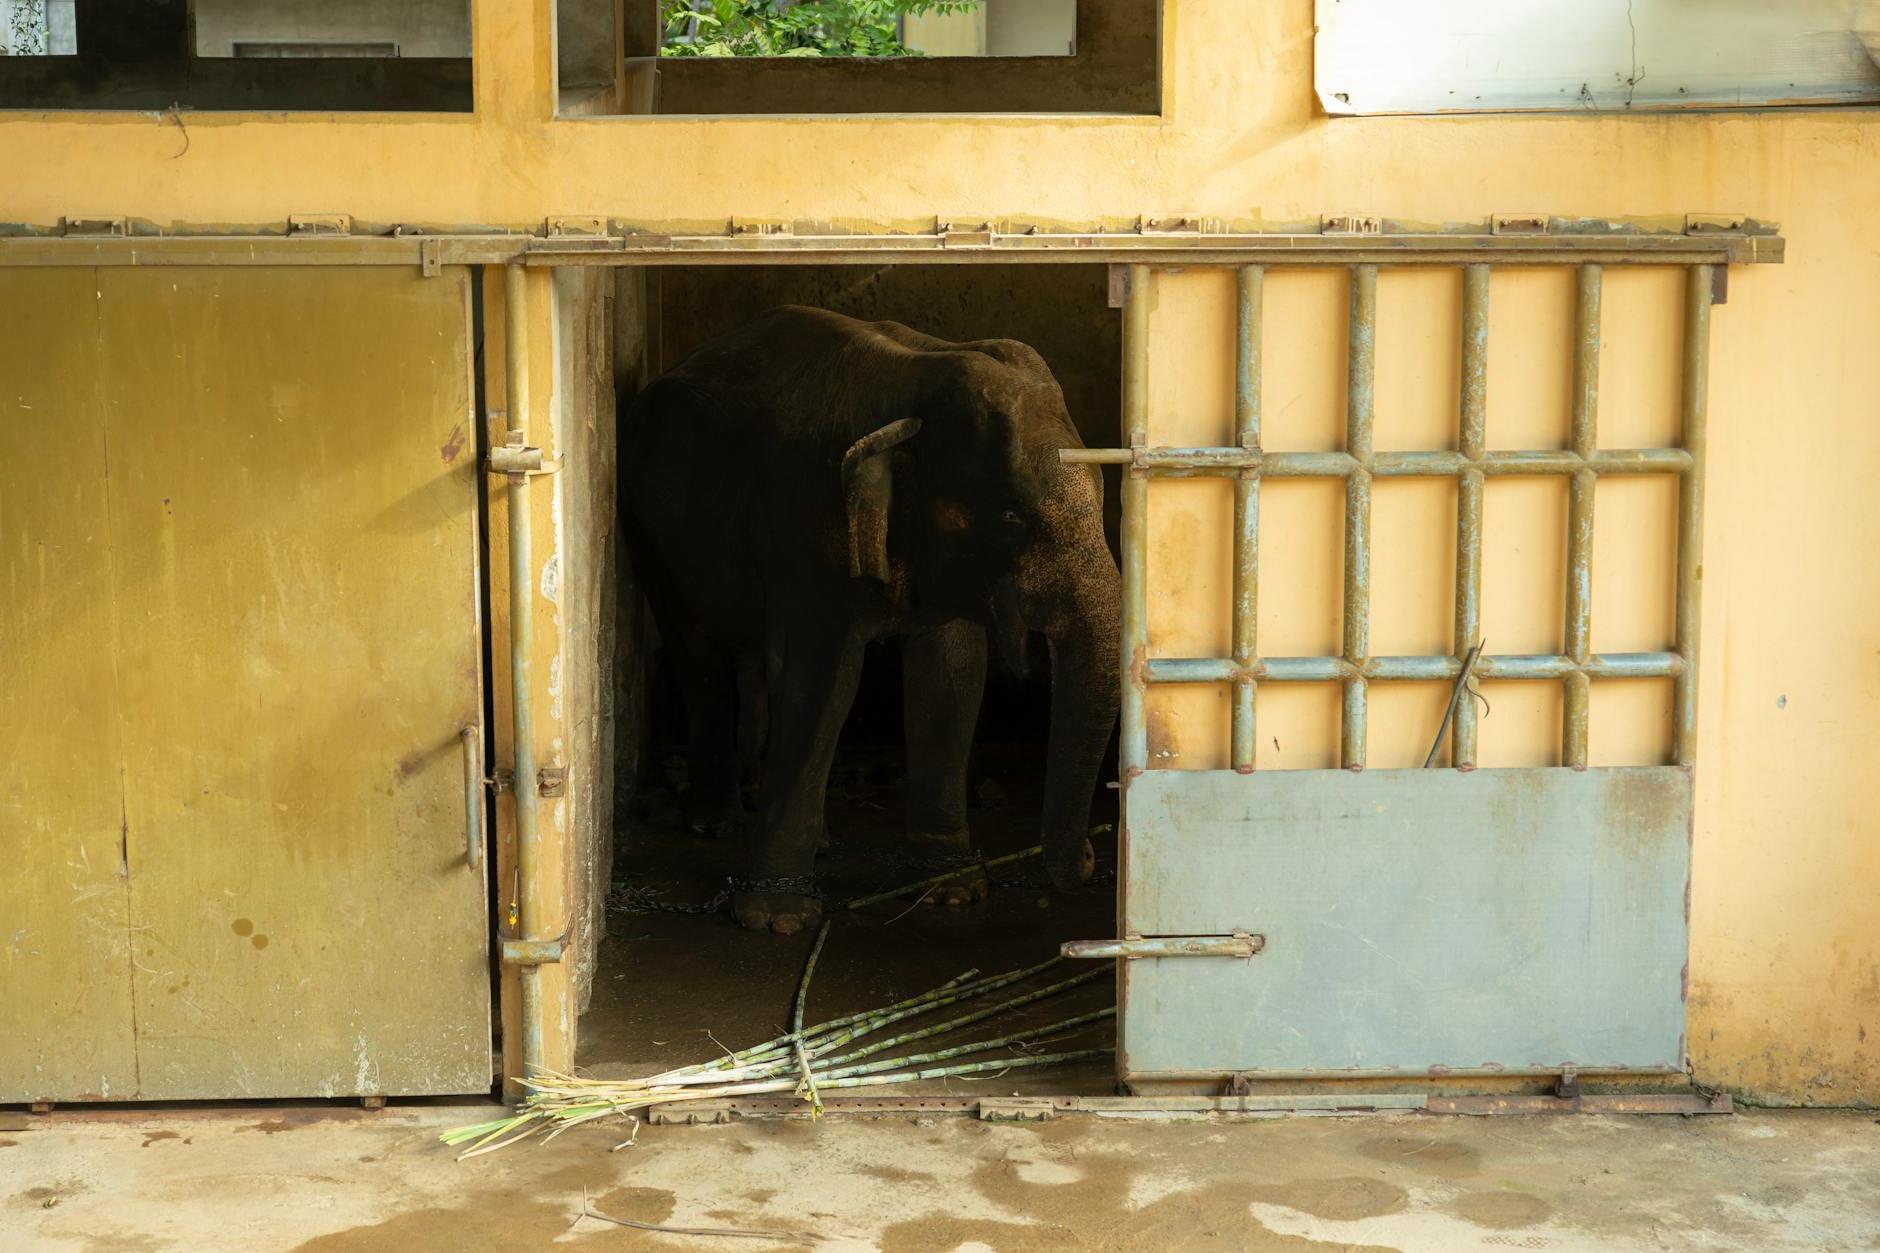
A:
500 936 566 967
546 215 609 238
536 766 567 798
59 217 127 238
978 1097 1059 1122
486 442 560 477
1062 933 1264 960
289 214 352 237
487 767 515 794
1321 214 1383 235
648 1100 739 1125
730 217 791 236
940 221 996 248
1685 213 1747 235
1138 214 1205 234
1491 213 1549 235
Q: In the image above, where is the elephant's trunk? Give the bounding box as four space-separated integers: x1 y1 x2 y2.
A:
1037 557 1122 892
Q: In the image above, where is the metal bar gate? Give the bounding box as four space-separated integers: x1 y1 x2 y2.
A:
1072 261 1711 772
1065 254 1740 1092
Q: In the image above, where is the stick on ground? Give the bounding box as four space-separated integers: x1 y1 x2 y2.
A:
792 920 832 1116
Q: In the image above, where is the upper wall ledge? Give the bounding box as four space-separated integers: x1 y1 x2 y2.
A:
0 214 1785 268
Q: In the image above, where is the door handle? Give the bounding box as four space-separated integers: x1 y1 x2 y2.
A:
1061 933 1263 960
459 726 483 869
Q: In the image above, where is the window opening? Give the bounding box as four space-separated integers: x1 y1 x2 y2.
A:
0 0 471 111
561 0 1155 116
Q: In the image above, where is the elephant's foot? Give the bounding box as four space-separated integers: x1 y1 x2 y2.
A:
732 890 823 936
907 830 989 909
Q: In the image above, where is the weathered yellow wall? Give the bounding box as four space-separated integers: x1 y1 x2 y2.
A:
2 0 1873 1104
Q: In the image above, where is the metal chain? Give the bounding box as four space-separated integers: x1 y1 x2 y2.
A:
607 874 824 916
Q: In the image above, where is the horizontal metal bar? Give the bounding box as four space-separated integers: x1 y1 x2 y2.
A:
1142 652 1684 685
528 243 1777 269
499 938 565 967
1142 657 1244 684
1062 448 1694 477
1481 652 1686 680
1426 1093 1731 1116
1257 656 1351 682
1125 1065 1685 1081
645 1090 1723 1120
650 1093 1435 1121
0 229 1783 270
1062 935 1264 960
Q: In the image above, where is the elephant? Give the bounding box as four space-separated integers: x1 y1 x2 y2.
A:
617 306 1122 934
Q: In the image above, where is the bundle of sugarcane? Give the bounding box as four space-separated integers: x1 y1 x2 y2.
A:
441 933 1112 1159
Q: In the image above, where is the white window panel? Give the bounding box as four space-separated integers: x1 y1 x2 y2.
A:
1316 0 1880 115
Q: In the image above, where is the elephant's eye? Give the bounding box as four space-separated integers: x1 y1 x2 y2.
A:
1000 509 1025 529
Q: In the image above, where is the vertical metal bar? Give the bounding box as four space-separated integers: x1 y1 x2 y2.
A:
459 726 483 869
1119 265 1151 778
1453 265 1489 768
502 265 543 1082
1342 265 1376 769
1231 265 1263 771
1673 265 1712 767
1564 264 1602 768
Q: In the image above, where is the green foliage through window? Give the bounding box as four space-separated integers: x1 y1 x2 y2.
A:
3 0 50 55
661 0 980 59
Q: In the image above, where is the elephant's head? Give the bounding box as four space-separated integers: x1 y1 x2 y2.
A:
841 342 1122 891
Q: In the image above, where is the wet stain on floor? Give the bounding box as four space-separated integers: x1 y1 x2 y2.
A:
1247 1175 1410 1221
295 1200 587 1253
238 1119 305 1137
1449 1188 1556 1229
1357 1133 1484 1178
592 1184 675 1224
959 1130 1402 1252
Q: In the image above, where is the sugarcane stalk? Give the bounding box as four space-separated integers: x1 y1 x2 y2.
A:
671 956 1073 1086
821 967 1108 1068
697 956 1064 1078
639 1000 1115 1089
451 1045 1115 1157
843 845 1043 912
682 966 980 1076
504 962 1096 1094
792 920 831 1117
797 956 1070 1058
820 1007 1114 1082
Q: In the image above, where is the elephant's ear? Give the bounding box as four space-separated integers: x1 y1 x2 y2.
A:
840 417 922 584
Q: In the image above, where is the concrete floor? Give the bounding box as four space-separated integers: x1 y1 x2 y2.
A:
4 1105 1876 1251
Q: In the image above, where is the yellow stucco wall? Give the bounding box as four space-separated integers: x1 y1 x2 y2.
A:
2 0 1873 1104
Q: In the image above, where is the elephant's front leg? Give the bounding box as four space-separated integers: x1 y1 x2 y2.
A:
902 620 990 907
733 617 866 935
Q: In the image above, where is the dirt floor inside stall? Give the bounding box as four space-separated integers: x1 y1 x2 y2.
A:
578 737 1121 1098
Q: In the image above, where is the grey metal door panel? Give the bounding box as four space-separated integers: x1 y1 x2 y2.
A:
1120 766 1691 1080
